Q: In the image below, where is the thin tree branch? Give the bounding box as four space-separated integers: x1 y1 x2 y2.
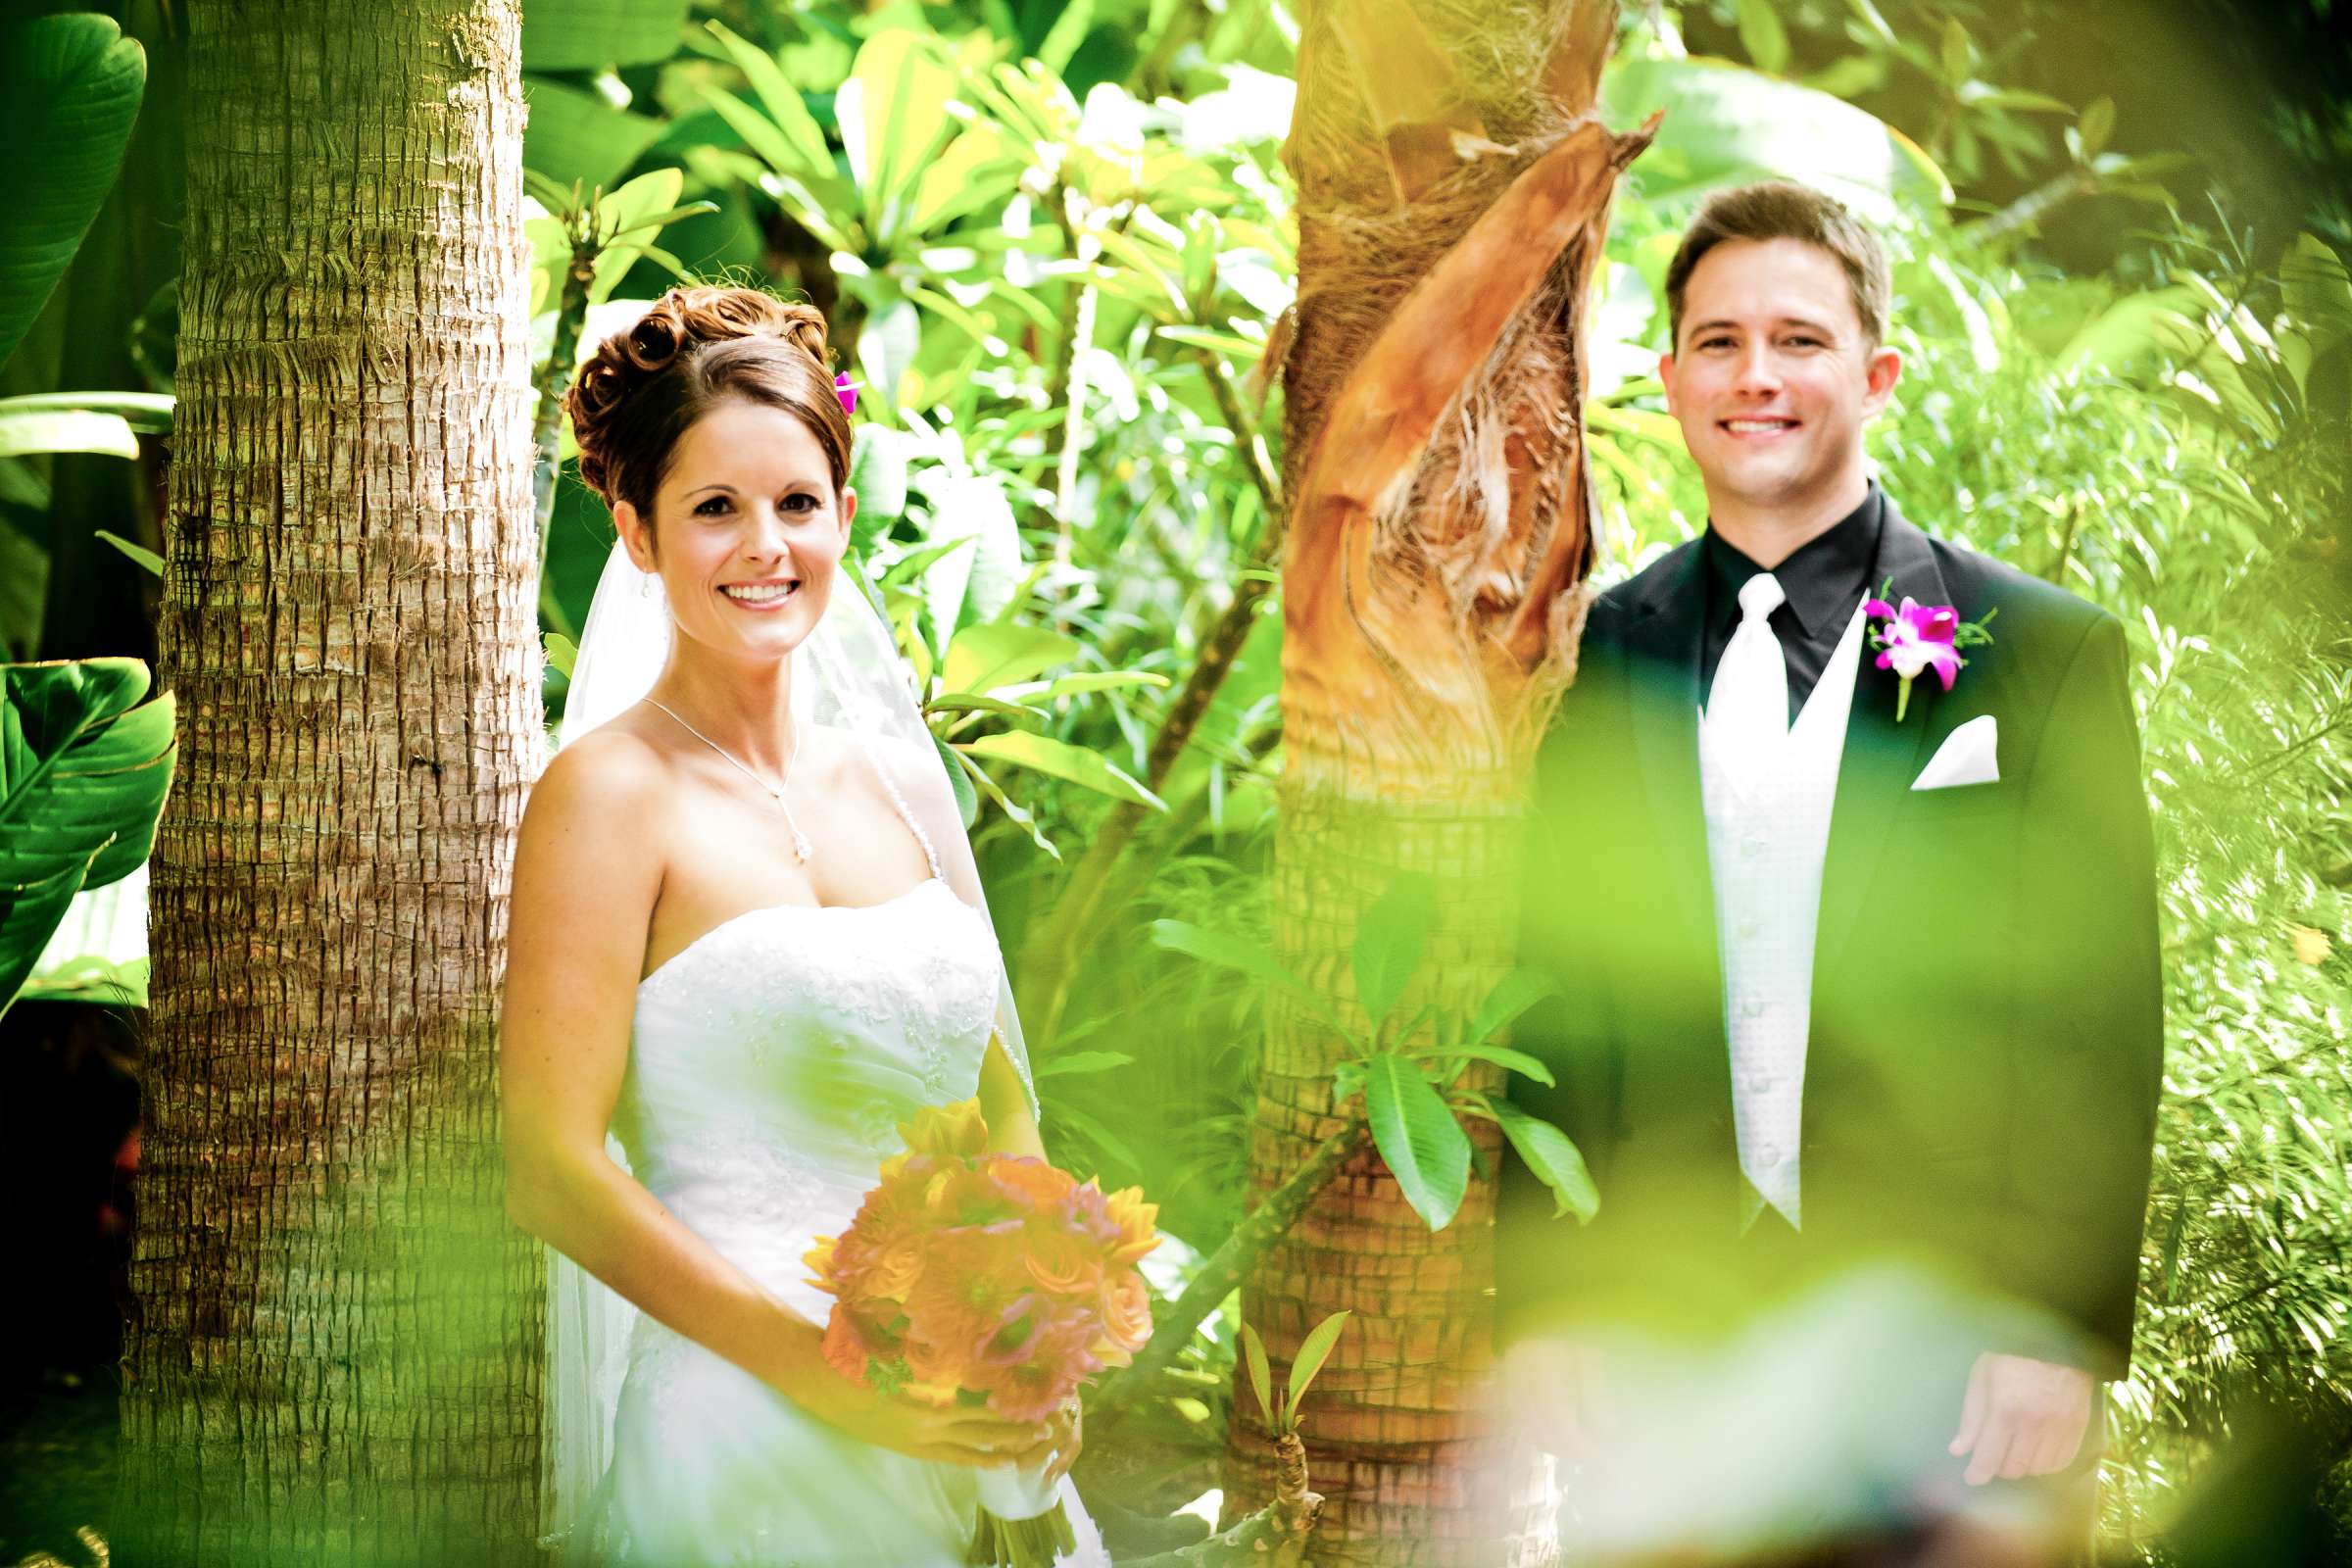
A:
1091 1122 1369 1438
1018 352 1285 1045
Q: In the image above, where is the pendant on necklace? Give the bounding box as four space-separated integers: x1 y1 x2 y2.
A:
769 791 812 862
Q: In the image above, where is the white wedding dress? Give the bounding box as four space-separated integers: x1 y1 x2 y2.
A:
562 769 1109 1567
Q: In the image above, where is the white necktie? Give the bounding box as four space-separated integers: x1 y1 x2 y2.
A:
1704 571 1803 1228
1706 572 1790 779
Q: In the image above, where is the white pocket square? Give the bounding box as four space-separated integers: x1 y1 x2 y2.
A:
1911 713 1999 790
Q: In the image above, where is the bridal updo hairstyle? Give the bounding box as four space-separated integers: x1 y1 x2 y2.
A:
564 285 853 529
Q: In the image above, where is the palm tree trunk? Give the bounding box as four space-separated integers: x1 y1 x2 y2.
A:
118 4 542 1562
1229 2 1648 1561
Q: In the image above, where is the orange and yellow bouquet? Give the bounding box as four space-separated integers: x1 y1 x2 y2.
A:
806 1099 1157 1567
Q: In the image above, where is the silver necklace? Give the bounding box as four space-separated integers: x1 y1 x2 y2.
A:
644 697 812 863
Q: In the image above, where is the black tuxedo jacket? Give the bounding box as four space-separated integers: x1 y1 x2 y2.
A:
1499 499 2162 1380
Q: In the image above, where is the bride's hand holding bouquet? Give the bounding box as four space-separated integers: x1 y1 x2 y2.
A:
806 1098 1158 1568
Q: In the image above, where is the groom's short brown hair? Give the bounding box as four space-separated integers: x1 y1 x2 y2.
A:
1665 180 1891 349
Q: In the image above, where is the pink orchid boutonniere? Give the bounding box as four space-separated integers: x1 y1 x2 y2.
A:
1863 586 1997 722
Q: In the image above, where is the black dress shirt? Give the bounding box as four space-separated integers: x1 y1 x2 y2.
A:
1700 484 1886 724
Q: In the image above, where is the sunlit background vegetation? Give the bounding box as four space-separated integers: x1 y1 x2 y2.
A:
4 0 2346 1560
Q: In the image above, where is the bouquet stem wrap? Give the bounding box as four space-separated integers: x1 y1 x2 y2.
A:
968 1457 1074 1567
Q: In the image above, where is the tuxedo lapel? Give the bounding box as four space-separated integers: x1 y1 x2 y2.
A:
1813 505 1950 976
1622 542 1717 969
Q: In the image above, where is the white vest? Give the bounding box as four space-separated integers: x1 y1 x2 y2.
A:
1696 603 1869 1229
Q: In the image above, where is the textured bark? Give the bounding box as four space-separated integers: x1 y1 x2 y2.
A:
1228 2 1646 1561
118 4 543 1562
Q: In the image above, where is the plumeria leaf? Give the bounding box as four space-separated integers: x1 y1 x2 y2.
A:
1240 1322 1276 1430
1363 1052 1470 1231
1331 1057 1367 1103
1486 1096 1599 1223
1352 871 1433 1034
959 731 1163 809
1282 1310 1351 1428
1462 969 1556 1052
1406 1042 1555 1087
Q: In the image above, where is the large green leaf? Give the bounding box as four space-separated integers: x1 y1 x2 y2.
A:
2 659 176 1013
1240 1322 1275 1429
848 424 916 529
523 0 693 73
523 76 666 194
0 407 137 460
858 296 922 416
0 519 48 661
939 620 1081 696
0 15 147 372
1733 0 1790 74
1149 918 1340 1033
703 21 835 175
1363 1053 1470 1231
2280 233 2352 367
959 731 1163 808
0 391 172 429
2054 284 2208 378
2 859 88 1015
932 732 979 829
1487 1096 1599 1224
1463 969 1557 1052
1424 1042 1554 1087
1601 56 1950 223
918 472 1023 636
1282 1308 1351 1428
908 122 1028 237
1351 871 1432 1036
839 31 963 250
585 169 690 305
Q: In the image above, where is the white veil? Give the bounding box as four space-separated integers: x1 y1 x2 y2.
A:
540 530 1039 1549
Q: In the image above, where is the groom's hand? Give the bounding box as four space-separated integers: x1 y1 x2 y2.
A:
1948 1351 2094 1486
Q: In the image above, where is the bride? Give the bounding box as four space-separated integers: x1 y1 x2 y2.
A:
500 286 1106 1565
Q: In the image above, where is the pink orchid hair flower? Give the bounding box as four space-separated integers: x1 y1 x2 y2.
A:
834 372 858 416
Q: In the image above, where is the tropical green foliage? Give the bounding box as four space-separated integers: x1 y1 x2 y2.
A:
5 0 2346 1558
1239 1309 1348 1439
0 15 146 373
0 659 174 1015
1157 873 1592 1234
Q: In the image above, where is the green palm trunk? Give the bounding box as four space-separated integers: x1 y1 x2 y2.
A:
1226 0 1643 1560
1231 794 1541 1563
116 3 543 1561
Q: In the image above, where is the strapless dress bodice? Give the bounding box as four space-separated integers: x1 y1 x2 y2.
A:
612 876 1000 1308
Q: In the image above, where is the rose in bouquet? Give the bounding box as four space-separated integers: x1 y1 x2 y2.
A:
806 1099 1158 1568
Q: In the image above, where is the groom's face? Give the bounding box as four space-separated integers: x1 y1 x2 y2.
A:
1660 237 1899 518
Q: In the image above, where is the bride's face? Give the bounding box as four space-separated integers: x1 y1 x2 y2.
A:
616 399 858 662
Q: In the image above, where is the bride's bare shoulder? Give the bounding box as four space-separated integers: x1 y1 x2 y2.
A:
526 715 677 836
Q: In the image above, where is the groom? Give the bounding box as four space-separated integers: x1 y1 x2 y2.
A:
1497 181 2162 1549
